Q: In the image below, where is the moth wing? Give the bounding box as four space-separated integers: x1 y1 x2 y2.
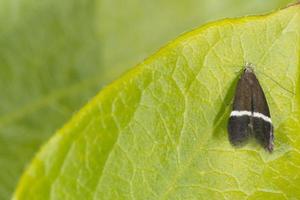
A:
250 74 274 152
227 71 252 146
228 116 251 146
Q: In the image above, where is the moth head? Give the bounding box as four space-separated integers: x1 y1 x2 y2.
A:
244 62 255 73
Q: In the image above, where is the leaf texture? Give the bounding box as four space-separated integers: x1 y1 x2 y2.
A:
13 3 300 200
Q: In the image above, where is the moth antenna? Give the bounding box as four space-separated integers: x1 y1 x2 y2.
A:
256 68 295 95
244 62 294 95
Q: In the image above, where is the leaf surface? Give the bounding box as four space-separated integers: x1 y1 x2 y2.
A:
1 0 293 199
14 4 300 200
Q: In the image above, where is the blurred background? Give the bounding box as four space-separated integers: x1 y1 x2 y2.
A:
0 0 293 199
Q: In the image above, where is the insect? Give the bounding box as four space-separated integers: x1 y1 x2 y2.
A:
227 63 274 152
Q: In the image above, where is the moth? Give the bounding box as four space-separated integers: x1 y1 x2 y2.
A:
227 64 274 152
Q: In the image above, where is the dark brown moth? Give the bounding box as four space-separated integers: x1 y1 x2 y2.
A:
227 64 274 152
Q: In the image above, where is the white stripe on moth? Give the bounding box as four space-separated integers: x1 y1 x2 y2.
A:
253 112 272 124
230 110 251 117
230 110 272 124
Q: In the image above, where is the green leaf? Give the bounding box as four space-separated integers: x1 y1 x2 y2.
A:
0 0 294 199
14 4 300 199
